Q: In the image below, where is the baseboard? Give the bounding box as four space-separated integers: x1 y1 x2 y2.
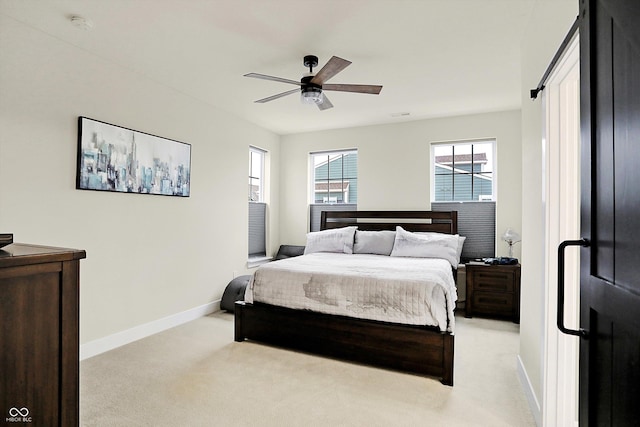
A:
517 355 542 427
80 300 220 360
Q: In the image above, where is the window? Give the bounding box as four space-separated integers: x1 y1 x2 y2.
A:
311 150 358 204
432 140 495 202
249 147 265 202
309 150 357 231
249 147 267 262
431 140 496 260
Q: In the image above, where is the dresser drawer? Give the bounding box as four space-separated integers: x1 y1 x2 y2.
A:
471 270 515 292
472 291 515 315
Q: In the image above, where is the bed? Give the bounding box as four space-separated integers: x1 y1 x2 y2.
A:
234 210 458 385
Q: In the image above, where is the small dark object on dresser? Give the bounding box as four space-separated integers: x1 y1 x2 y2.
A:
221 275 252 312
483 257 518 265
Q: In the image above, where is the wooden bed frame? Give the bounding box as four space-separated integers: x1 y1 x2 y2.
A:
234 210 457 386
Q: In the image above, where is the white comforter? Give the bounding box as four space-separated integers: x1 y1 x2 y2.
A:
245 253 457 333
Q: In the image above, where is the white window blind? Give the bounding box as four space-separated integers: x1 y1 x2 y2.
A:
431 201 495 260
249 202 266 256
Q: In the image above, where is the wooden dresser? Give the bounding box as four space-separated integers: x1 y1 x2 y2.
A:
0 243 86 426
465 263 521 323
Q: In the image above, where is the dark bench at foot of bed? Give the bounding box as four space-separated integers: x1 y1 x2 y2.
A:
234 301 454 386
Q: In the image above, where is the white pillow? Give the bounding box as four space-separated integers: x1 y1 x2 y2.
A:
353 230 396 255
390 226 460 267
416 231 466 265
304 226 357 255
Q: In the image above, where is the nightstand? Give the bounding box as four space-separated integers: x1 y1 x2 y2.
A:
465 263 521 323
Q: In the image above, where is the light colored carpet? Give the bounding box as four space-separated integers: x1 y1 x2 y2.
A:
80 312 535 426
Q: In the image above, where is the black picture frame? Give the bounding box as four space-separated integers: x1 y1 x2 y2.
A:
76 117 191 197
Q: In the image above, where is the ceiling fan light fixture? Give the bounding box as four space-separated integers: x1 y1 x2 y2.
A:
301 87 323 105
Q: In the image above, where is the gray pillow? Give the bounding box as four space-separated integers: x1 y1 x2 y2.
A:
353 230 396 255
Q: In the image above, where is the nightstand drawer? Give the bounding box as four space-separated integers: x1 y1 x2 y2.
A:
472 271 515 292
472 291 514 315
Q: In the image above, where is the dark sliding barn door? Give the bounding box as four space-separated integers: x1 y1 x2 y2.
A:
577 0 640 424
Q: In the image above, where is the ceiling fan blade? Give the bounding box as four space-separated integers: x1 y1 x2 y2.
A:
310 56 351 85
244 73 301 86
317 94 334 110
254 88 299 103
322 84 383 94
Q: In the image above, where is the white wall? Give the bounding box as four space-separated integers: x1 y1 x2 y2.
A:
519 0 578 421
279 111 522 258
0 15 280 345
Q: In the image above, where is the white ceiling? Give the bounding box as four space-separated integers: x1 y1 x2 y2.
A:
1 0 537 135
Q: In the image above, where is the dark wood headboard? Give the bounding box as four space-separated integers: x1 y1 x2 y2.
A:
320 210 458 235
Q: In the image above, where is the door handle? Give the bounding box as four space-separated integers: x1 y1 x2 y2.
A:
557 238 590 338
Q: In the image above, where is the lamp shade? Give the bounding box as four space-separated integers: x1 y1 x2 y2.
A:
501 228 521 244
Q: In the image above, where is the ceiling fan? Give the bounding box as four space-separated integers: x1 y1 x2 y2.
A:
244 55 383 110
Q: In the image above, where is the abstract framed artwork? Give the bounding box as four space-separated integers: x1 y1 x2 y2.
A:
76 117 191 197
